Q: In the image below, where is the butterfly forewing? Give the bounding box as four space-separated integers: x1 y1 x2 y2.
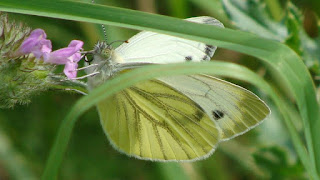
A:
97 79 220 161
114 16 224 64
158 75 270 141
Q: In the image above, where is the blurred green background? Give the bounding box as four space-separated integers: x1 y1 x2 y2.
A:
1 0 319 179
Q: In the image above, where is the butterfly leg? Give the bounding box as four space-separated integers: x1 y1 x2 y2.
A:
64 88 88 95
68 71 100 80
76 63 99 71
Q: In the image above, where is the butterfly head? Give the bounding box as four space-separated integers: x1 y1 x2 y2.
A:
84 41 112 70
84 41 123 89
92 41 113 62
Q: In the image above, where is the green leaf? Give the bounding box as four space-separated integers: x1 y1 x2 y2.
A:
284 3 320 80
222 0 320 84
221 0 287 41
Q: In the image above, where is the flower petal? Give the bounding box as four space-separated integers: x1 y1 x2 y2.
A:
19 29 52 58
46 40 83 64
68 40 84 50
32 39 52 59
63 61 78 79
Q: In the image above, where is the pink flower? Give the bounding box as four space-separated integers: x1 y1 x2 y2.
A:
19 29 52 59
19 29 84 79
46 40 84 79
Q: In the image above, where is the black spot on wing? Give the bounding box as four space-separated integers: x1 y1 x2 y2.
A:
202 55 210 61
212 110 224 120
205 45 215 57
185 56 193 61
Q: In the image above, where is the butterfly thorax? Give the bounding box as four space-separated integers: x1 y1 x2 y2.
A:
85 41 121 90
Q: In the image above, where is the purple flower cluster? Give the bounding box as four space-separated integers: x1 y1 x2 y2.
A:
19 29 84 79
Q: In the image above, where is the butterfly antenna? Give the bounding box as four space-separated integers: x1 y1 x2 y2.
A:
101 24 108 42
91 0 108 42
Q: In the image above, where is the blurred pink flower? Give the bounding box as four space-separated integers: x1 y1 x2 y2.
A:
19 29 52 59
19 29 84 79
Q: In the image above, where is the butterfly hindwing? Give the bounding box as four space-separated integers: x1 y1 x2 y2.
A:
114 16 224 64
97 79 221 161
158 75 270 141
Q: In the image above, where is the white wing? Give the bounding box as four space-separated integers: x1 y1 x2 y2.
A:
114 16 224 64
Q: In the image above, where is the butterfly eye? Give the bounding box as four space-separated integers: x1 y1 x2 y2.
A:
84 53 94 63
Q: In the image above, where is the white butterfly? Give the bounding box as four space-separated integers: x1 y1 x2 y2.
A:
85 16 270 161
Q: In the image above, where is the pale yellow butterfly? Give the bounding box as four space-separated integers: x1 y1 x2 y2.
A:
85 16 270 161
